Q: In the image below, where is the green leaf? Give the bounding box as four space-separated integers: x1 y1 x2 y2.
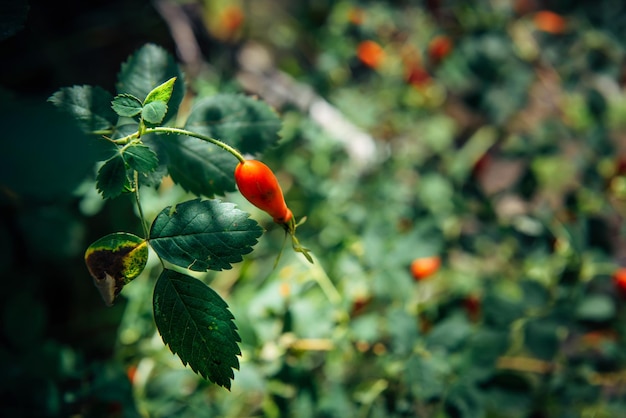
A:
123 144 158 173
467 329 509 379
149 198 263 271
48 85 117 132
129 132 168 188
185 94 282 156
0 97 115 200
153 269 241 388
84 233 149 306
524 319 559 360
445 382 484 418
111 94 143 117
96 154 129 199
152 133 237 197
116 44 184 123
142 100 168 125
426 313 472 351
406 353 451 400
144 77 177 105
575 295 616 322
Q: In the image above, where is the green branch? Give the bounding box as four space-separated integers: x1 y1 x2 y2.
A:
106 127 246 164
146 127 246 163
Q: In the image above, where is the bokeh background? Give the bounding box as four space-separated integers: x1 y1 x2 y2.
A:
4 0 626 417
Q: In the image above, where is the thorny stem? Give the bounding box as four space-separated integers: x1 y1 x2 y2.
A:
111 126 246 163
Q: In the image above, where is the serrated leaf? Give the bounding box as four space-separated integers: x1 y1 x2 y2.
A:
152 133 237 197
111 94 143 117
48 85 117 132
144 77 177 105
116 44 184 123
85 233 148 306
124 144 158 173
149 198 263 271
97 154 129 198
153 269 241 389
185 94 282 155
142 100 168 125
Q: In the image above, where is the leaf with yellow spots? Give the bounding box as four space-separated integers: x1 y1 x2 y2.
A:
84 232 149 306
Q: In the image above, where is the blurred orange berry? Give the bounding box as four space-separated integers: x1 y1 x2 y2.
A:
428 35 453 64
410 256 441 280
218 5 244 38
126 365 137 384
533 10 566 34
357 40 385 68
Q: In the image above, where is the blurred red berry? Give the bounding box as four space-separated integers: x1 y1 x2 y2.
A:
428 35 453 65
463 295 481 322
613 267 626 295
405 63 431 88
351 295 372 317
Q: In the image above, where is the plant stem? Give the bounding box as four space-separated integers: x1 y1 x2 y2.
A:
133 171 150 239
146 127 246 163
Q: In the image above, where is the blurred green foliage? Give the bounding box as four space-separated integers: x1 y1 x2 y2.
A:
4 0 626 417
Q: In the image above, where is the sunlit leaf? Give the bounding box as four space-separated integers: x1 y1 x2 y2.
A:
116 44 184 123
153 269 241 389
144 77 177 105
84 232 148 306
149 198 263 271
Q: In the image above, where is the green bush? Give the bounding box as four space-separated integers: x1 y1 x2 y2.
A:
3 1 626 417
